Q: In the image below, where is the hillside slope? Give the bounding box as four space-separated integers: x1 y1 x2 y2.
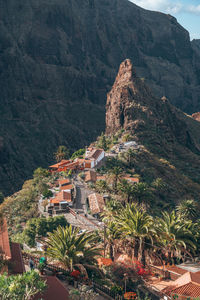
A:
106 59 200 204
1 0 200 195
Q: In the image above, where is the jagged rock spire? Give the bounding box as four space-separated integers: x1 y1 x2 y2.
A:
106 59 150 135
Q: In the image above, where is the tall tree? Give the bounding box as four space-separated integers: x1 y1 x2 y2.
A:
54 145 70 162
156 211 196 262
101 199 123 223
103 221 121 261
46 225 101 271
117 204 155 266
118 179 134 204
132 182 151 204
108 166 123 192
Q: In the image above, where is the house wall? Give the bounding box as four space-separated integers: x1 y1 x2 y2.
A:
95 151 105 165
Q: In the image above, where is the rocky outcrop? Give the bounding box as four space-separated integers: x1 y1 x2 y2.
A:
192 112 200 122
106 59 200 201
106 59 200 153
1 0 200 194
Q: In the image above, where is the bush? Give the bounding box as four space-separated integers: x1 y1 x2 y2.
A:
71 148 85 160
42 189 53 199
0 271 46 300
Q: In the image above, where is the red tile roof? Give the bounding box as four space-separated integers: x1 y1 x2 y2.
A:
58 179 70 186
171 282 200 298
49 160 71 169
0 218 11 259
123 177 139 183
158 265 188 276
50 191 72 204
163 271 200 298
60 184 73 191
62 191 72 202
85 170 97 182
34 276 69 300
88 193 105 215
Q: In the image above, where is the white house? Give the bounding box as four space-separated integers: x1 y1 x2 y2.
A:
85 148 105 167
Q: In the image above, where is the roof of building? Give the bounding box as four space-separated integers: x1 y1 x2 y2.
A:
75 158 85 164
0 218 12 259
86 148 104 161
123 176 139 183
177 261 200 273
88 193 105 215
58 179 70 186
170 282 200 298
50 191 72 204
62 191 72 202
49 160 71 169
34 276 70 300
10 242 25 274
157 264 188 276
60 184 73 191
91 149 104 160
162 271 200 298
85 170 97 182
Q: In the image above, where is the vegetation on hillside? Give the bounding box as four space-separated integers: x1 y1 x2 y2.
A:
0 271 46 300
0 167 52 237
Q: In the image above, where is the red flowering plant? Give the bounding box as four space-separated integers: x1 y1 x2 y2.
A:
70 270 81 280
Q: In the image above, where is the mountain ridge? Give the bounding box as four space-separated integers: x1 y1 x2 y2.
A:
1 0 200 195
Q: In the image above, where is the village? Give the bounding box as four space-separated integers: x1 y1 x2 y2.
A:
1 138 200 300
42 143 140 232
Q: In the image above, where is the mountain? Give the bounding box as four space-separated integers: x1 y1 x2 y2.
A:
1 0 200 195
192 39 200 53
106 59 200 205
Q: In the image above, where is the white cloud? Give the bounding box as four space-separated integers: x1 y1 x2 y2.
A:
130 0 182 14
130 0 200 15
188 4 200 14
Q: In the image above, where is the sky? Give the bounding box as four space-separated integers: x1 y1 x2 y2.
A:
130 0 200 40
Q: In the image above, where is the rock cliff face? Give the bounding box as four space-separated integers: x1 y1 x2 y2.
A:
106 59 200 201
192 112 200 122
106 59 200 152
0 0 200 194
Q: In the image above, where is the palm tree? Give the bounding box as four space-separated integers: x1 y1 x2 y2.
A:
100 221 121 261
101 199 123 223
95 180 109 194
118 179 134 204
108 166 123 192
156 211 196 263
176 199 198 221
131 182 151 204
122 148 135 167
46 225 101 271
116 204 155 266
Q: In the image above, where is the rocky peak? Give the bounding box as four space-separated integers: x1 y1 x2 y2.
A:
106 59 200 156
192 112 200 122
106 59 155 135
